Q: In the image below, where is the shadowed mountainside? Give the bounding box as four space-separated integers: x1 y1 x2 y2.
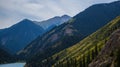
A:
0 19 44 53
25 16 120 67
19 1 120 60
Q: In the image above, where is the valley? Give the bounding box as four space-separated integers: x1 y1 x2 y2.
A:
0 0 120 67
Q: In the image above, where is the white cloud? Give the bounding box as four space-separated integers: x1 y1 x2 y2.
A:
0 0 118 29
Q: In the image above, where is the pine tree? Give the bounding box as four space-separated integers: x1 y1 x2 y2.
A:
79 60 82 67
86 50 91 66
82 55 86 67
74 58 77 67
91 50 95 60
95 45 98 57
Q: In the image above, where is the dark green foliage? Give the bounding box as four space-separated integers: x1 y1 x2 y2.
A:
51 44 101 67
86 50 91 65
0 48 16 64
91 50 95 60
82 55 86 67
79 60 82 67
95 45 98 57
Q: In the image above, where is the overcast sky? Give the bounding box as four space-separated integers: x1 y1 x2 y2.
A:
0 0 118 29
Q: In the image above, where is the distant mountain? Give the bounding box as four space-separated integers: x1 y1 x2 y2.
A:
36 15 71 30
18 1 120 62
0 19 44 53
0 15 70 54
25 16 120 67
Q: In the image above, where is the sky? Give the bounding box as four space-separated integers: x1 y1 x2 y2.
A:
0 0 118 29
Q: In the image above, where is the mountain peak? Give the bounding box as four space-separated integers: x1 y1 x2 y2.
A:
0 18 44 53
61 15 71 18
14 19 37 28
52 15 70 19
20 19 33 23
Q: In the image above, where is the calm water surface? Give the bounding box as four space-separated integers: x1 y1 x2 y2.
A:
0 63 25 67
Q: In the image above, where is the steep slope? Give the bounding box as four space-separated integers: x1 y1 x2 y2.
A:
72 1 120 35
0 19 44 53
89 29 120 67
20 1 120 63
36 15 71 30
25 16 120 67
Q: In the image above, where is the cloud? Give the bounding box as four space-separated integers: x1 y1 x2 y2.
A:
0 0 118 29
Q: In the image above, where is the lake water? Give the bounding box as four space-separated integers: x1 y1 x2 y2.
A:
0 63 25 67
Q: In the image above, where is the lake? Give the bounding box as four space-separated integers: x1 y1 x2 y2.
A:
0 63 25 67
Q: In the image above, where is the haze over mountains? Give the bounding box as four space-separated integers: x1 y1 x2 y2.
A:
0 1 120 67
36 15 71 30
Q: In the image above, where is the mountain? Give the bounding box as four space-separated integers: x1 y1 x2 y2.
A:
0 19 44 53
19 1 120 58
19 1 120 65
25 16 120 67
72 1 120 35
36 15 71 30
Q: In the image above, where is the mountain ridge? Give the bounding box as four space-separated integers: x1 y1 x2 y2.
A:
27 16 120 67
36 15 71 29
0 19 44 53
19 1 120 65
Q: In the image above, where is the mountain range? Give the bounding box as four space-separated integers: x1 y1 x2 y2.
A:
36 15 71 30
25 14 120 67
18 1 120 63
0 15 70 54
0 1 120 67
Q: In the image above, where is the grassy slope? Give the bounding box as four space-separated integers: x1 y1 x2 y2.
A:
41 16 120 67
89 28 120 67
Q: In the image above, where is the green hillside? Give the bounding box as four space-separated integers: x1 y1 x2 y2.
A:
89 27 120 67
39 16 120 67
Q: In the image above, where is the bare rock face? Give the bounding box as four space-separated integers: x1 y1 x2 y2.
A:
89 29 120 67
